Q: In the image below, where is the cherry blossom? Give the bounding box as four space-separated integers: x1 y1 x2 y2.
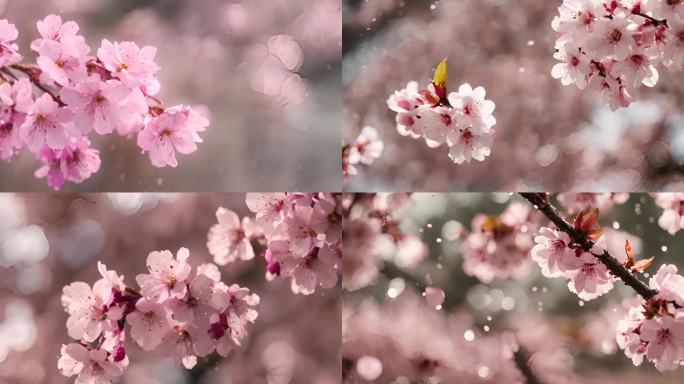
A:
0 15 209 189
462 202 534 283
551 0 684 109
19 93 73 152
136 248 192 302
344 126 384 177
653 193 684 235
238 193 341 295
59 247 259 382
207 207 259 265
126 299 170 351
385 59 497 164
34 136 101 190
0 19 22 66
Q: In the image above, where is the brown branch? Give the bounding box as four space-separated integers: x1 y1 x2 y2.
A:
632 11 668 27
519 193 657 300
514 347 544 384
8 63 65 106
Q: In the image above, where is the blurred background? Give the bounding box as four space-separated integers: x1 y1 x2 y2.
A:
0 193 340 383
343 193 684 383
0 0 341 191
343 0 684 191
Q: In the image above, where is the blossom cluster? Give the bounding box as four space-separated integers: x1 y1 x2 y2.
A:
617 264 684 371
551 0 684 109
207 193 342 295
531 224 615 301
0 15 208 190
386 59 496 164
58 248 258 383
342 126 384 177
653 192 684 235
462 202 535 283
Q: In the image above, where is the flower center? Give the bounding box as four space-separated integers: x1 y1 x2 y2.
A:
609 28 622 44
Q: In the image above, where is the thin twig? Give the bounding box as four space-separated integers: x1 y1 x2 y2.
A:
519 193 657 300
632 11 668 27
9 63 65 106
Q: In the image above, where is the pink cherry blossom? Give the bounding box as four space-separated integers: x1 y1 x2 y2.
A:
20 94 73 152
97 39 160 94
551 44 592 88
270 241 338 295
160 321 214 369
0 14 209 189
245 192 288 227
136 248 192 302
167 273 218 325
385 72 496 163
31 14 81 50
0 78 33 160
447 83 496 130
137 106 206 167
209 284 259 356
0 19 22 66
649 263 684 305
60 78 130 135
61 279 124 342
281 205 323 256
531 227 576 278
60 247 259 381
207 207 258 265
640 316 684 371
35 137 101 190
126 298 170 351
566 251 614 300
347 126 384 166
34 36 89 86
58 343 126 383
653 193 684 235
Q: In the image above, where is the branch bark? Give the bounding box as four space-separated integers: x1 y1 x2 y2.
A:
519 193 657 300
514 347 544 384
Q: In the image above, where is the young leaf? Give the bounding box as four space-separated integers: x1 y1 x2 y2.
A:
433 58 448 87
573 208 603 241
631 256 655 273
623 239 634 269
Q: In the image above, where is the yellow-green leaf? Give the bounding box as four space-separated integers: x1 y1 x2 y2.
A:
433 58 448 87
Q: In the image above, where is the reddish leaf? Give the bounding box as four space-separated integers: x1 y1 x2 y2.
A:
573 208 603 240
631 256 655 273
623 239 634 269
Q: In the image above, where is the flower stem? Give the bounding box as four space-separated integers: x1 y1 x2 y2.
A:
519 193 657 300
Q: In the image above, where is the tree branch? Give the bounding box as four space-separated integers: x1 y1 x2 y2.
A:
8 63 65 106
632 11 668 27
514 347 544 384
519 193 657 300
